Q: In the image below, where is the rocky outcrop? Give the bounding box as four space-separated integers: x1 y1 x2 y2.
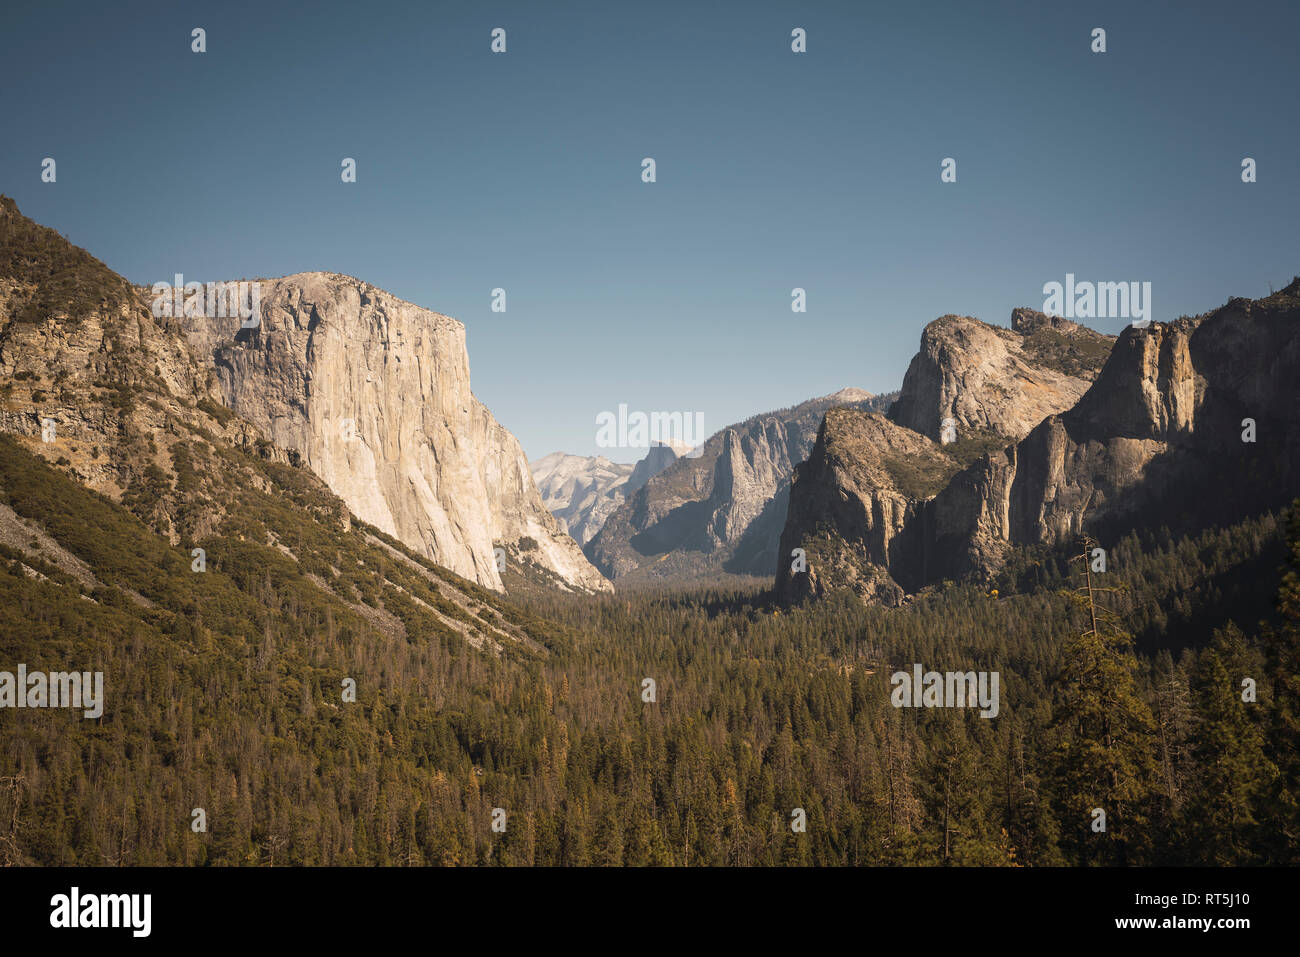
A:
927 289 1300 581
0 198 246 522
777 285 1300 603
775 409 960 605
888 309 1113 443
777 309 1113 604
586 388 896 584
180 273 610 593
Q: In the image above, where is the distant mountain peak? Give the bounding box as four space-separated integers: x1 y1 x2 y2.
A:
820 387 876 404
584 388 898 585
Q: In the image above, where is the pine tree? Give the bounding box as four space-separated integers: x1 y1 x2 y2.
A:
917 714 998 864
1262 500 1300 861
1185 624 1274 863
1050 537 1157 864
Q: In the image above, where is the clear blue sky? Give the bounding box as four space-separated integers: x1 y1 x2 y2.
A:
3 0 1297 462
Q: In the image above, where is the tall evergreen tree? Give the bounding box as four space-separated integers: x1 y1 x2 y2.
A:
1050 539 1157 864
1184 624 1274 863
1262 501 1300 862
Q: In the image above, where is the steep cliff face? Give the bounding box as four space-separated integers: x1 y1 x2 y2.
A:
0 198 608 596
585 389 896 584
179 273 610 593
929 290 1300 581
775 409 959 605
777 309 1112 603
888 309 1113 442
0 196 567 697
777 284 1300 604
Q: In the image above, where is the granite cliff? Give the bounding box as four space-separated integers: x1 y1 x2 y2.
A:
888 308 1113 442
179 273 610 593
777 289 1300 604
0 198 608 595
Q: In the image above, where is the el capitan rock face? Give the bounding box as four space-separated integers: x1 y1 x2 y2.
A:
777 286 1300 604
178 273 611 593
1 195 601 596
0 195 563 668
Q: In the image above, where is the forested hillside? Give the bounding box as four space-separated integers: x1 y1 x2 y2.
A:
2 421 1295 865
